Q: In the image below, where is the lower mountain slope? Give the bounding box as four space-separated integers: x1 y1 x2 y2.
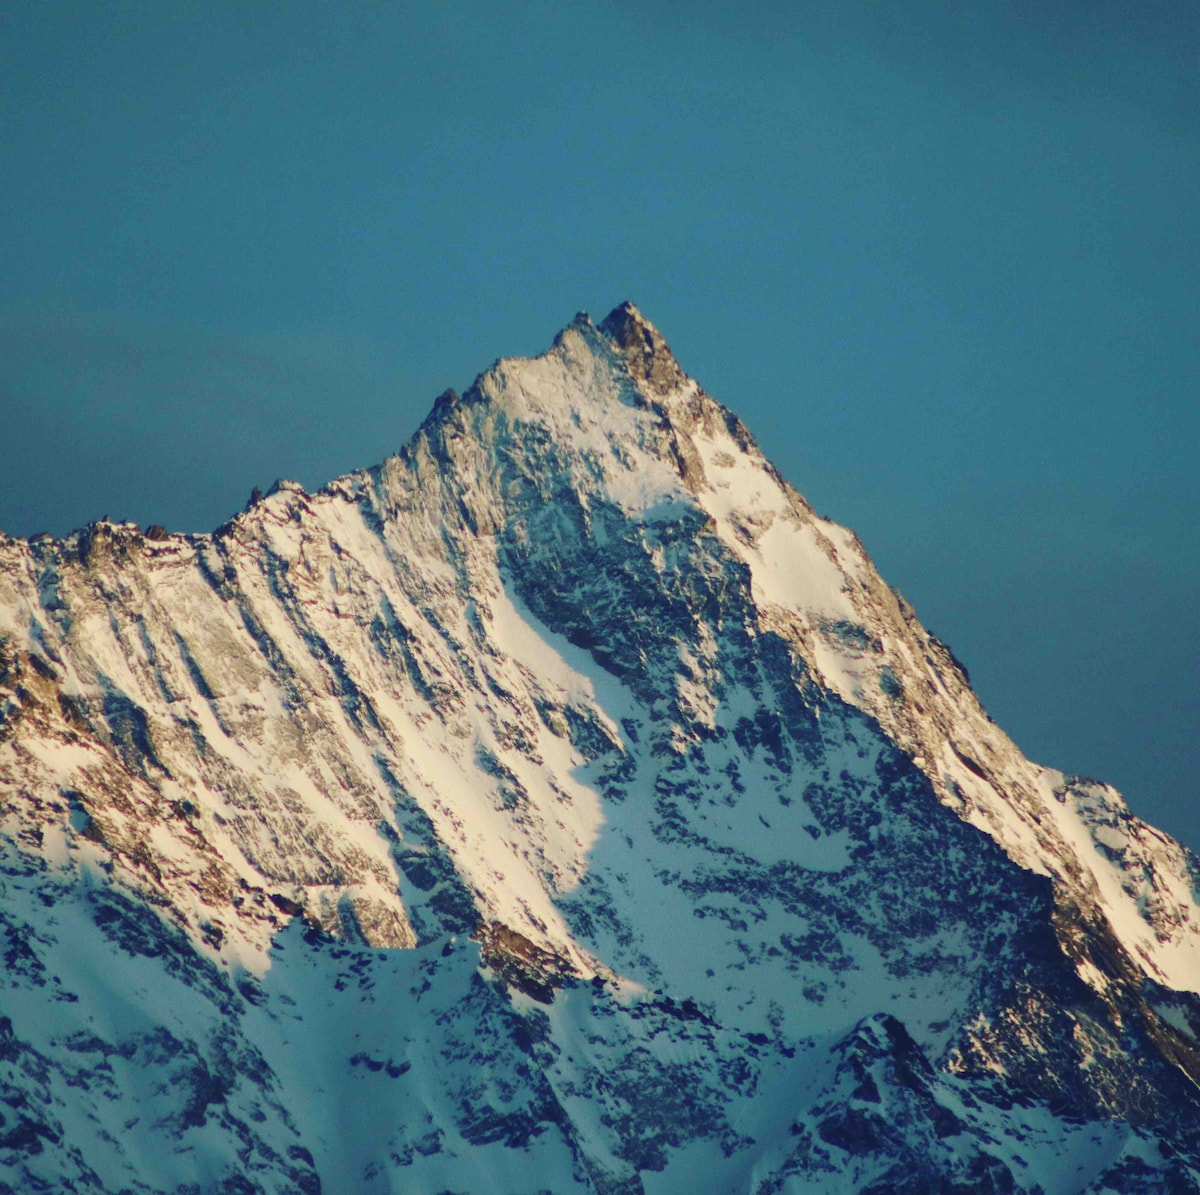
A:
0 304 1197 1193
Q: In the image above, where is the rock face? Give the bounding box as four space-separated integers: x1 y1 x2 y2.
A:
0 303 1198 1193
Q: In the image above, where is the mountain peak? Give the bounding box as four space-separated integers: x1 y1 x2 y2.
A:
599 300 685 394
3 305 1200 1191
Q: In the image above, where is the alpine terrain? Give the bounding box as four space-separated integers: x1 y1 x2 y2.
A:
1 303 1199 1194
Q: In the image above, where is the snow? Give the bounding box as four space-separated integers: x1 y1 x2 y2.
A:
1 304 1198 1191
1035 767 1200 994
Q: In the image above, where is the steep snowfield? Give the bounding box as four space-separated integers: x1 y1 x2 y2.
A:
680 348 1200 999
0 303 1198 1192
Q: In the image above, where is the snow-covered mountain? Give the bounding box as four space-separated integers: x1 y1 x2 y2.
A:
1 303 1198 1193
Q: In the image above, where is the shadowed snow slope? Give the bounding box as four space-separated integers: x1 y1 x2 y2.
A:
1 303 1198 1193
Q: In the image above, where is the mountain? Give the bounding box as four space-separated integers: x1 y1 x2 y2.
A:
1 303 1198 1194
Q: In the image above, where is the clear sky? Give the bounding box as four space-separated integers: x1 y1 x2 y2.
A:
2 3 1197 848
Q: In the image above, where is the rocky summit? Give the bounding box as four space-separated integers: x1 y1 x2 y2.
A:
1 304 1199 1194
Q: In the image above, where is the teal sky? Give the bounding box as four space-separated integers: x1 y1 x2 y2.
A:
2 3 1198 848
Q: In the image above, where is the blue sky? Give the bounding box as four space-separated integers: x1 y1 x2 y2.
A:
2 2 1197 847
